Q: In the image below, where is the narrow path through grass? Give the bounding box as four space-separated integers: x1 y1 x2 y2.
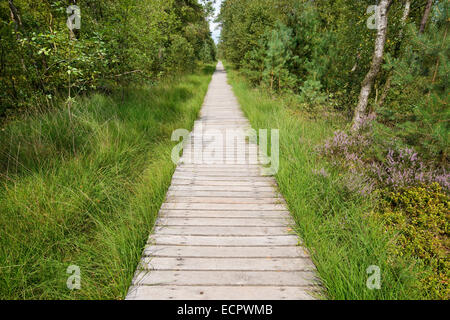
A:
0 65 215 299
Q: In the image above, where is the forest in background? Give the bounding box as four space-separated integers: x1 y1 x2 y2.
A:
219 0 448 164
0 0 216 120
219 0 448 299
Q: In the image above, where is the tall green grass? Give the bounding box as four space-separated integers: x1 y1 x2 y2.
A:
0 64 215 299
225 65 421 300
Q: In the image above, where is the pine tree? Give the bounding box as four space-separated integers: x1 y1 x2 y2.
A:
263 22 297 92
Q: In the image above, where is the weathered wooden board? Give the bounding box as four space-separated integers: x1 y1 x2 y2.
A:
166 190 279 198
161 203 288 211
142 245 309 258
148 235 301 247
137 257 316 272
153 225 293 236
164 196 284 204
132 270 318 286
158 209 291 219
155 217 290 227
169 185 275 192
126 286 318 300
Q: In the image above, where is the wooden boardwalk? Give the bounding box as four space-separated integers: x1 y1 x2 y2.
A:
126 62 320 300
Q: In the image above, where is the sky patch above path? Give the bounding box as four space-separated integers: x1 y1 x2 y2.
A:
209 0 222 43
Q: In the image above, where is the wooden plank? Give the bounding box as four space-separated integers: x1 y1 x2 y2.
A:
155 217 289 227
131 270 318 286
159 210 290 219
164 196 283 204
143 245 309 258
161 203 287 211
137 257 316 272
149 235 301 246
171 179 275 186
153 225 292 236
127 285 317 300
166 191 278 198
172 174 273 181
177 165 260 169
169 185 275 192
177 165 262 169
178 161 262 165
175 169 262 175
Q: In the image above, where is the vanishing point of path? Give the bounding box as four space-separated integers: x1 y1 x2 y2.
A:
126 62 321 300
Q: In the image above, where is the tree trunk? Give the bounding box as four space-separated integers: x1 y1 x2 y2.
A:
68 0 79 40
8 0 26 71
351 0 391 132
8 0 22 33
378 0 411 107
419 0 433 34
350 52 361 72
432 25 447 84
400 0 411 37
270 70 274 91
378 74 391 107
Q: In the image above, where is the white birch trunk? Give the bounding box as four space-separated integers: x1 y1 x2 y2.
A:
351 0 392 132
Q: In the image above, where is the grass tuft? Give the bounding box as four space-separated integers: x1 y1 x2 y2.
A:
225 64 422 300
0 64 214 299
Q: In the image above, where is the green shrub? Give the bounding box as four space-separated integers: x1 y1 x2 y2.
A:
165 35 196 74
298 79 328 113
262 22 298 93
0 0 214 120
375 183 449 299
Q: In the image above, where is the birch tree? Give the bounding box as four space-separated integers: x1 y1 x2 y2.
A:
351 0 392 132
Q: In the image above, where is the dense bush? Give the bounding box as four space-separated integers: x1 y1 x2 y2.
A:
320 127 449 193
0 0 216 119
375 184 449 300
318 119 449 299
378 17 449 163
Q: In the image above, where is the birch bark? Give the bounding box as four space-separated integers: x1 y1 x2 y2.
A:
352 0 392 132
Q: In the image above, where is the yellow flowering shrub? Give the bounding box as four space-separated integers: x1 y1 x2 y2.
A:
375 183 449 299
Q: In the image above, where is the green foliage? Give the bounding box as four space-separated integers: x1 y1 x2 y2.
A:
199 39 217 63
240 36 267 85
379 6 449 163
218 0 278 68
262 22 298 92
375 183 449 299
0 64 215 299
298 79 328 112
165 34 196 74
219 0 448 162
0 0 216 119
